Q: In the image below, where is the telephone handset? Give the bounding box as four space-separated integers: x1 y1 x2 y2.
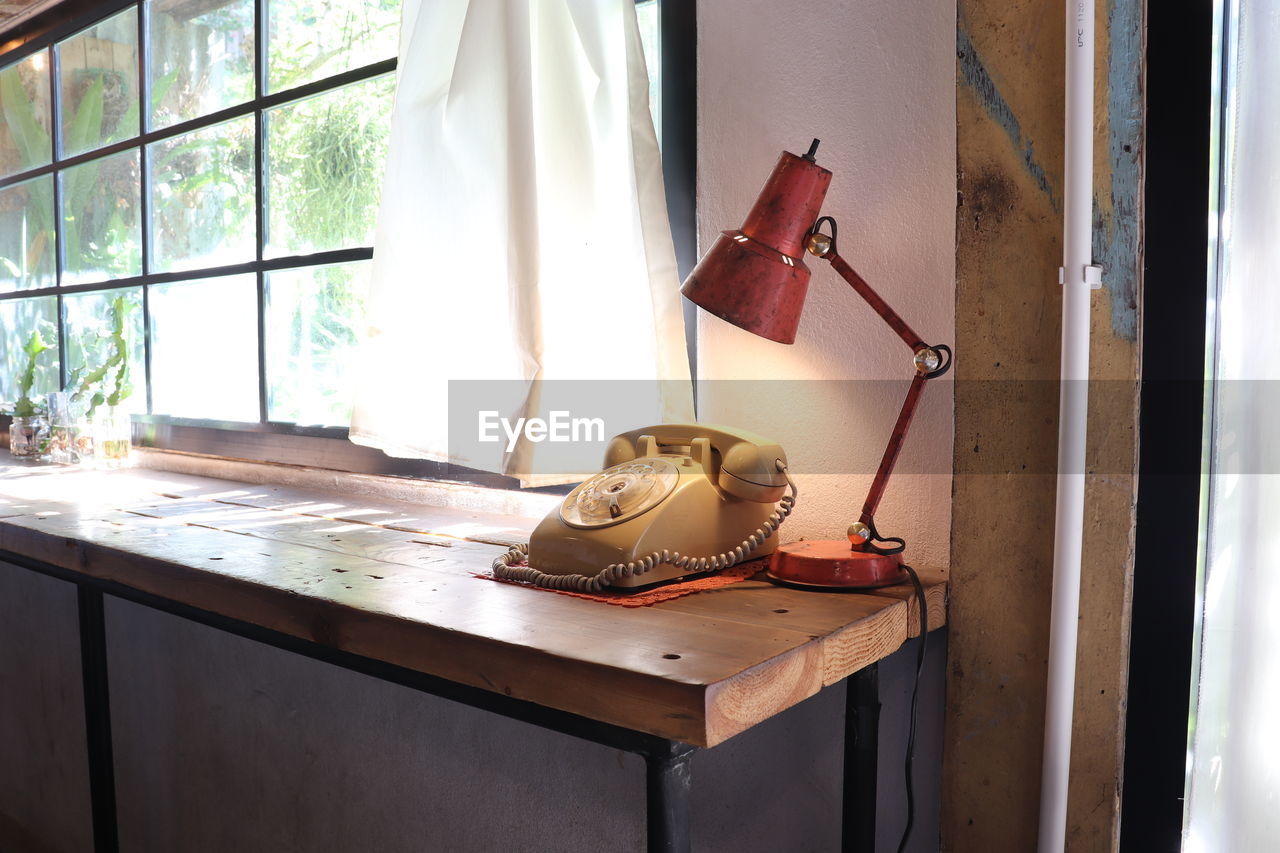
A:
493 424 798 592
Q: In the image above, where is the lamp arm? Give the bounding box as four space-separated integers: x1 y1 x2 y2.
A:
858 371 928 527
814 246 951 553
824 250 927 352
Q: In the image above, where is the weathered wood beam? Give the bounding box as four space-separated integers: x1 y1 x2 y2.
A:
946 1 1143 850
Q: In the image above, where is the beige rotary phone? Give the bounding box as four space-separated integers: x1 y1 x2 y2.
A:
492 424 798 592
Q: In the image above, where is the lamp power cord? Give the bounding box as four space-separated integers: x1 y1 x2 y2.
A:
896 561 929 853
492 461 799 593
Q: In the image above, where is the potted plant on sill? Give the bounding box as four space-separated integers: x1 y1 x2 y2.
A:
7 330 52 458
69 294 136 467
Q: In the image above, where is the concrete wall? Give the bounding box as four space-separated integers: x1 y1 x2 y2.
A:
945 1 1143 850
694 0 957 570
0 561 946 852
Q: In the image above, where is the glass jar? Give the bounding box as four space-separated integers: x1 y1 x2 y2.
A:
71 421 96 465
93 408 131 467
9 416 49 459
44 392 78 464
45 424 78 464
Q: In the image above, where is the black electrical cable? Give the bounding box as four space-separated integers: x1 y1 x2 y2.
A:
897 562 929 853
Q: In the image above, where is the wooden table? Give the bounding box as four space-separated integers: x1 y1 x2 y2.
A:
0 458 946 853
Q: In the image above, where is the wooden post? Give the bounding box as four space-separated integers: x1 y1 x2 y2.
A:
946 1 1143 849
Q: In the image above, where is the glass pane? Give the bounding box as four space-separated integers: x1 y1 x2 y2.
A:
267 0 401 93
635 0 661 141
265 260 369 425
0 295 58 409
63 287 144 415
60 148 142 285
0 50 52 179
148 115 255 272
0 175 56 292
149 275 258 421
265 74 393 257
56 7 140 159
146 0 255 130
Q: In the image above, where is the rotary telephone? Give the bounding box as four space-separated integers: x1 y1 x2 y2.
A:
492 424 797 592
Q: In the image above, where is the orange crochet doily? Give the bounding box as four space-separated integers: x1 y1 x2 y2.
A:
480 559 766 607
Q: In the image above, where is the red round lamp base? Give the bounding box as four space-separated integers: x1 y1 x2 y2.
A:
766 540 907 590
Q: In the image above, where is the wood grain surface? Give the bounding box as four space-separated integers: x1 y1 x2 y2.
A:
951 2 1142 849
0 460 947 747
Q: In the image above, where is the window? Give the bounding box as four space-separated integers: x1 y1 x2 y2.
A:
0 0 399 423
0 0 692 483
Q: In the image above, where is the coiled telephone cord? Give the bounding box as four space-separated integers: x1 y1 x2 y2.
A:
492 461 799 593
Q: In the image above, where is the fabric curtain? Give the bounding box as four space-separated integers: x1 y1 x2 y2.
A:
1184 0 1280 848
350 0 693 485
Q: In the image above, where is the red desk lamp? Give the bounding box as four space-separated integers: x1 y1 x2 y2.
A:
681 139 951 589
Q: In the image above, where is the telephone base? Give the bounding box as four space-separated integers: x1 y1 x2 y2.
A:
766 540 906 590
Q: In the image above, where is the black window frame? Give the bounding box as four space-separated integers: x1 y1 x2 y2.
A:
1120 0 1214 847
0 0 697 490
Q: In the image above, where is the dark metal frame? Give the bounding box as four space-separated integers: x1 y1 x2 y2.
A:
655 0 700 383
0 0 699 488
1119 0 1214 848
76 585 118 852
6 547 882 853
844 664 880 850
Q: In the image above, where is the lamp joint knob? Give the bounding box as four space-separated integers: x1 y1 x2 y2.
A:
805 232 833 257
848 521 871 547
914 348 941 374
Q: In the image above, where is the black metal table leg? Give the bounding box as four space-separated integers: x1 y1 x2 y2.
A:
646 740 696 853
844 664 880 853
78 586 119 853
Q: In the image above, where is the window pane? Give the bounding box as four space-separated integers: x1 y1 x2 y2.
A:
146 0 255 130
149 275 258 421
60 148 142 285
0 50 52 179
56 8 140 159
267 0 401 93
0 295 58 407
63 287 144 415
265 74 393 257
0 175 56 292
149 116 255 272
265 260 369 425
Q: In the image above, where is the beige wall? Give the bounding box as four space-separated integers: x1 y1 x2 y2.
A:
693 0 957 569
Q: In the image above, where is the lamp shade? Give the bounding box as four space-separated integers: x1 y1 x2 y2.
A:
680 148 832 344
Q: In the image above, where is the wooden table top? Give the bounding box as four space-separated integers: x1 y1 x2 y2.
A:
0 458 946 748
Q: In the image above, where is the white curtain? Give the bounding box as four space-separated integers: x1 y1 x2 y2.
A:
350 0 694 485
1185 1 1280 849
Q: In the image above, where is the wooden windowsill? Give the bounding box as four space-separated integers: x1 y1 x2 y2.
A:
0 455 946 748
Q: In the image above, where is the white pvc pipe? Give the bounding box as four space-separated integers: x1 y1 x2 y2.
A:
1038 0 1095 850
